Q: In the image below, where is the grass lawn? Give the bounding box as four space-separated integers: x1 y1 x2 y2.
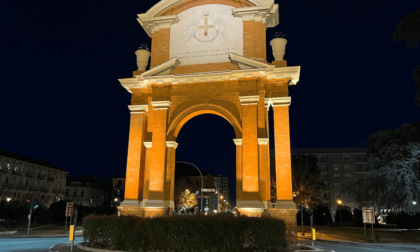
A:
300 225 378 242
299 225 420 243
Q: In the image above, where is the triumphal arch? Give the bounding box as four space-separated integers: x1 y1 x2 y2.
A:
118 0 300 244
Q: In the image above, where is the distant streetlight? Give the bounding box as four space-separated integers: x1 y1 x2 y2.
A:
6 197 12 202
176 161 204 213
413 201 417 206
337 199 343 227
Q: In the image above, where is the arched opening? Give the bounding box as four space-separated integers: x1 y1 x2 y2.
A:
173 114 236 214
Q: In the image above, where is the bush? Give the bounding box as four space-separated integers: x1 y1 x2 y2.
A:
83 215 287 252
396 212 420 229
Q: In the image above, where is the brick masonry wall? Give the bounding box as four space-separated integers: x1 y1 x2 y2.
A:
265 208 298 250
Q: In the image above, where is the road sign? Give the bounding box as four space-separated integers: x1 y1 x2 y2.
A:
201 188 216 192
362 207 375 224
65 202 74 217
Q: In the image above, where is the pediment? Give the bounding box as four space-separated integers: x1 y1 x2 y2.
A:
141 58 181 77
228 53 271 70
141 0 274 18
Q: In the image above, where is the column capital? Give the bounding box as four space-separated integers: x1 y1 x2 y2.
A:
233 139 243 146
257 138 269 145
239 95 260 105
151 101 171 110
166 141 178 149
264 97 291 108
143 142 152 148
128 105 149 114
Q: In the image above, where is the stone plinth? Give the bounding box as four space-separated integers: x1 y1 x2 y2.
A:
265 208 298 250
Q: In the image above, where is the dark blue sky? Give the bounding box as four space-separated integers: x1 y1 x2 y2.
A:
1 0 419 191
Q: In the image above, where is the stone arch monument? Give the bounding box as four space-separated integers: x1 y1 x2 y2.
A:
118 0 300 245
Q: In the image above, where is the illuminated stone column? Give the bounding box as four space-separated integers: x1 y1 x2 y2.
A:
258 138 270 208
233 139 243 203
271 97 295 206
237 95 262 210
143 101 171 209
141 142 153 203
165 141 178 211
121 105 148 207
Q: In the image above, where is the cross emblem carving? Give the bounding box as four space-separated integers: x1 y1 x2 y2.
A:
198 18 214 36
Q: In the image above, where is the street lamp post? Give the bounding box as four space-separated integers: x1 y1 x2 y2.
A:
337 199 343 227
176 161 204 213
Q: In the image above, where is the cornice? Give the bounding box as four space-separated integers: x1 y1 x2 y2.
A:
232 5 279 27
233 139 243 146
166 141 178 149
151 101 171 110
119 65 300 92
257 138 269 145
137 15 179 37
264 97 292 107
143 142 152 148
128 105 149 114
239 95 260 105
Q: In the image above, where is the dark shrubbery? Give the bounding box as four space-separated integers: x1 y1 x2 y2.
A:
396 212 420 229
83 215 287 252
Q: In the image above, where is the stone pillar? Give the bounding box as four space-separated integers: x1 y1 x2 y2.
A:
120 105 148 209
141 101 170 212
165 141 178 212
269 97 293 202
233 139 243 203
258 138 270 208
237 95 262 211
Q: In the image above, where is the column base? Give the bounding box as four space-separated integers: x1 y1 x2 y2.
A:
118 199 142 217
270 200 296 209
265 203 298 251
140 199 166 208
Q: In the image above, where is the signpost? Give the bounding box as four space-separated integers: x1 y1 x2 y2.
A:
65 202 74 231
201 188 216 192
362 207 375 240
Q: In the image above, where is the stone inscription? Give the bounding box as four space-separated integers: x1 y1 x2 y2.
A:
170 4 243 66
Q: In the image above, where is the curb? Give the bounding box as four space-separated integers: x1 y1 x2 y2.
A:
77 243 127 252
0 230 17 235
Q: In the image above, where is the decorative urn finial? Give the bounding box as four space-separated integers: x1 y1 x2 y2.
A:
135 43 151 71
270 32 287 61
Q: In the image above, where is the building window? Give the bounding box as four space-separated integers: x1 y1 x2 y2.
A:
334 183 340 188
66 189 69 197
73 190 77 197
334 174 340 180
332 155 339 161
324 182 329 189
344 164 351 170
343 155 350 161
333 165 340 171
81 190 84 198
345 174 351 180
335 193 341 199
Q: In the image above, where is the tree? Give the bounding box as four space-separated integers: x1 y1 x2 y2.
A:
179 189 197 209
345 123 420 214
393 9 420 105
291 154 324 211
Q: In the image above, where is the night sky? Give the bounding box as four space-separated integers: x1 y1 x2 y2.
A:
1 1 419 199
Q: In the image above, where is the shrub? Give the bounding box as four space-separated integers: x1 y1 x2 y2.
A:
83 215 287 252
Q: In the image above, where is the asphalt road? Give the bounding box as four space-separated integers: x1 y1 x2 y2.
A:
300 240 420 252
0 237 83 252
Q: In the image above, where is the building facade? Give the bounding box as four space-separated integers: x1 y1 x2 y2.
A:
0 150 67 207
65 176 110 207
292 148 369 218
